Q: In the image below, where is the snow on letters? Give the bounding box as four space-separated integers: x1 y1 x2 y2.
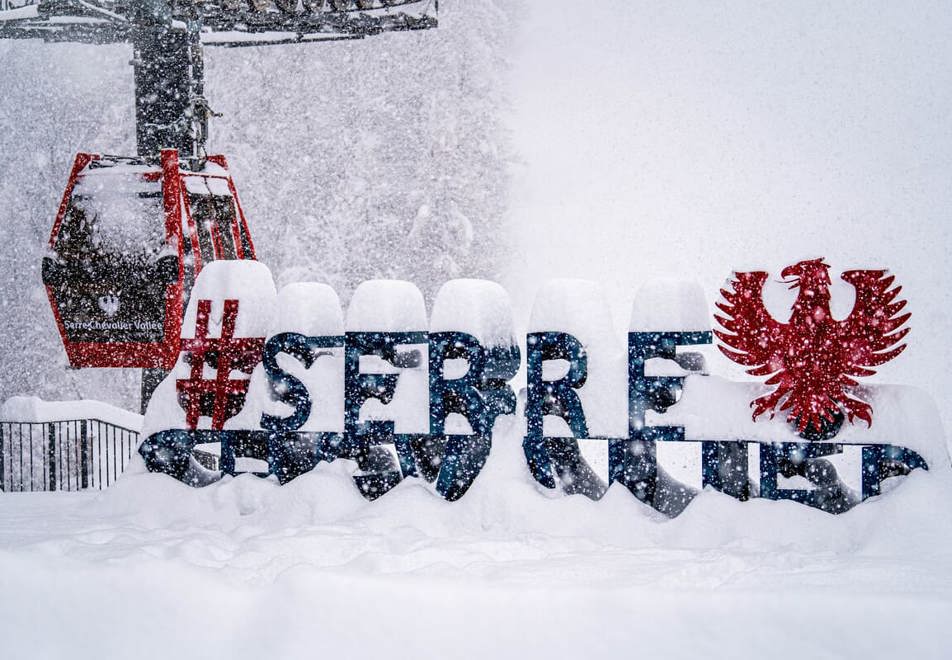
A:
139 262 945 516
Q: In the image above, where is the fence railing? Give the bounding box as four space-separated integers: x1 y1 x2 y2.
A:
0 419 140 492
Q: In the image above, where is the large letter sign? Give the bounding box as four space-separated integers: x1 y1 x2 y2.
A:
428 280 519 501
140 261 941 516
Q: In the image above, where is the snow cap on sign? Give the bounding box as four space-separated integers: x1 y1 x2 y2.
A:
271 282 343 337
346 280 427 332
529 279 618 351
431 279 516 347
629 279 710 332
181 260 277 339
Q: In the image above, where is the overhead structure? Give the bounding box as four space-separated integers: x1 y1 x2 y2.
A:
0 1 437 44
0 0 438 160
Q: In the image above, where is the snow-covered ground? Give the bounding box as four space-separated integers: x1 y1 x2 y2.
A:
2 444 951 659
2 2 951 658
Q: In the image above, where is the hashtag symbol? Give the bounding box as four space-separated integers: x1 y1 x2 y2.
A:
176 299 264 430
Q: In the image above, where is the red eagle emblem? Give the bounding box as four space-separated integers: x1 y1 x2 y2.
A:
714 258 910 434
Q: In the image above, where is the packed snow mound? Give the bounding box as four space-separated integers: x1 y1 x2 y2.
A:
97 428 952 555
630 278 711 332
0 395 142 429
181 260 277 339
430 278 517 347
270 282 343 337
347 279 427 332
529 278 619 349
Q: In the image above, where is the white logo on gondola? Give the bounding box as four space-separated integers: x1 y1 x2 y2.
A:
97 293 120 317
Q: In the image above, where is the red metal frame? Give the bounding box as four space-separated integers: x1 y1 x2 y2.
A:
210 154 257 260
47 153 97 249
44 149 256 370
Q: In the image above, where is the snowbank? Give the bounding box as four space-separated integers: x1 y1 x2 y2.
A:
0 430 950 659
1 395 142 429
661 377 949 468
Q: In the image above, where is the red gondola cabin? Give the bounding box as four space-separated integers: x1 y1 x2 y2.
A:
42 149 256 369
